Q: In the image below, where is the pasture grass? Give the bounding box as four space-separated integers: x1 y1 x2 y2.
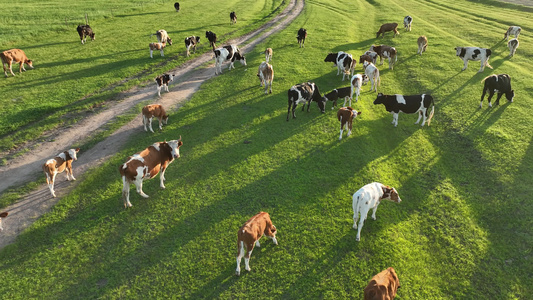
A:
1 0 533 298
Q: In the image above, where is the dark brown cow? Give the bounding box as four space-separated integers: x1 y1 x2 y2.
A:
1 49 34 77
230 11 237 25
119 138 182 208
376 23 399 38
364 267 400 300
142 104 169 132
43 148 80 197
236 212 278 276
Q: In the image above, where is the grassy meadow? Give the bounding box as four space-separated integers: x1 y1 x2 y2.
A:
1 0 533 298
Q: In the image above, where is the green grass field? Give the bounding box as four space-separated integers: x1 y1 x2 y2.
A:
1 0 533 298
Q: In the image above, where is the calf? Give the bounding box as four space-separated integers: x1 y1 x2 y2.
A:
0 212 8 232
504 26 521 41
480 74 514 108
185 36 200 57
337 107 362 140
119 137 182 208
508 38 519 57
324 86 352 109
76 25 95 44
213 45 246 75
297 28 307 48
153 29 172 45
364 267 400 300
155 73 174 96
373 93 435 127
206 31 217 49
257 61 274 94
455 46 492 72
1 49 33 77
287 82 327 121
149 41 168 58
376 23 399 38
264 47 273 63
363 61 380 93
369 45 397 70
324 51 357 81
230 11 237 25
142 104 169 132
352 182 401 241
174 2 180 12
350 73 369 104
236 212 278 276
417 36 428 55
43 148 80 197
403 16 413 31
360 51 378 65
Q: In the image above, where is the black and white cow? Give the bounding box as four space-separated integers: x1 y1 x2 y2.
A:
213 45 246 75
324 51 357 81
297 28 307 48
76 25 95 44
155 73 174 97
174 2 180 12
504 26 521 41
403 16 413 31
230 11 237 25
185 36 200 57
373 93 435 127
480 74 514 108
324 86 352 110
455 46 492 72
206 31 217 49
287 82 327 121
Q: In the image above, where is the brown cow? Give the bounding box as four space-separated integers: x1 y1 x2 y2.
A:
142 104 169 132
149 41 168 58
364 267 400 300
417 36 428 55
376 23 399 38
1 49 34 77
236 212 278 276
119 138 182 208
43 148 80 197
257 61 274 94
0 212 8 231
337 107 362 140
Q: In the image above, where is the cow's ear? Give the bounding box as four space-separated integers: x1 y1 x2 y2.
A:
75 148 80 152
378 93 383 96
357 111 362 115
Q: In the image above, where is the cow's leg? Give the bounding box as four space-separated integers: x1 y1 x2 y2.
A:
2 62 8 77
415 110 423 125
339 117 344 140
143 115 148 131
347 121 353 137
244 242 255 272
268 80 273 94
462 59 468 71
356 209 367 241
495 93 504 106
150 49 154 58
159 164 168 189
148 117 154 133
164 83 169 93
487 92 495 108
229 62 235 70
158 118 164 130
255 240 260 247
392 112 399 127
121 177 133 207
236 241 245 276
8 61 15 76
478 60 485 72
49 172 57 197
371 203 381 220
480 86 488 108
379 56 384 65
134 176 149 198
160 49 164 57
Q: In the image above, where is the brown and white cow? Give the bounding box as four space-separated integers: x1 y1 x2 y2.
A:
417 36 428 55
43 148 80 197
376 23 399 38
337 107 362 140
236 212 278 276
155 73 174 97
370 45 397 70
0 212 8 232
142 104 169 132
257 61 274 94
153 29 172 45
364 267 400 300
119 138 182 208
149 41 168 58
1 49 34 77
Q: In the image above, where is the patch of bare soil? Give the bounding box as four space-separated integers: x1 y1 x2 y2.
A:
0 0 304 249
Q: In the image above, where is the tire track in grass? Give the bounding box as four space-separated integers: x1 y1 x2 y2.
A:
0 0 304 249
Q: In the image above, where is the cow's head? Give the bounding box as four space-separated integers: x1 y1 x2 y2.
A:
373 93 385 105
264 217 278 245
0 212 8 231
317 97 326 113
195 36 201 43
166 37 172 46
506 90 515 102
162 114 169 125
168 136 183 159
352 109 362 120
68 148 80 161
455 47 465 57
26 60 34 69
235 53 246 66
361 74 369 85
89 31 95 41
381 185 401 203
324 53 337 63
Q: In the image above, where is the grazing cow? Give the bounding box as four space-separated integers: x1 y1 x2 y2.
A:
403 16 413 31
142 104 169 132
230 11 237 25
43 148 80 198
149 41 168 58
153 29 172 45
376 23 399 38
508 38 519 57
264 48 273 63
352 182 401 241
213 45 246 75
76 25 95 44
360 51 378 65
119 137 183 208
235 212 278 276
287 82 327 121
1 49 33 77
185 36 200 57
337 107 362 140
324 51 357 81
297 28 307 48
350 73 369 104
369 45 397 70
504 26 521 41
324 87 352 109
257 61 274 94
206 31 217 49
363 61 380 93
480 74 514 108
174 2 180 12
373 93 435 127
0 212 8 232
155 73 174 96
364 267 400 300
455 46 492 72
417 36 428 55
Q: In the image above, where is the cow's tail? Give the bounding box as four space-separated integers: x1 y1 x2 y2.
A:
481 75 494 83
427 96 435 126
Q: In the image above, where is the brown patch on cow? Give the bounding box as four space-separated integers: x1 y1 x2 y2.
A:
364 267 400 300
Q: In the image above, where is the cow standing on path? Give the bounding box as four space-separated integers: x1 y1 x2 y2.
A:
213 45 246 75
142 104 169 132
1 49 33 77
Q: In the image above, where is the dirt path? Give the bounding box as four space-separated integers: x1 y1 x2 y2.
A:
0 0 304 249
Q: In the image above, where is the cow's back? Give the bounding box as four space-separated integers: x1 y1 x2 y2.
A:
1 49 26 63
364 267 399 300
